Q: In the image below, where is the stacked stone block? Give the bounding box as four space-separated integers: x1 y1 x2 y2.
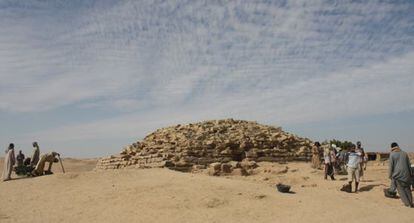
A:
96 119 313 171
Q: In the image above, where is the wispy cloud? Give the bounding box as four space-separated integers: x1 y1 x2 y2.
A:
26 51 414 141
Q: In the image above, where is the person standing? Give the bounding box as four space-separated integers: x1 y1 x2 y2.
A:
411 164 414 190
30 142 40 167
311 142 322 169
389 142 413 207
346 145 362 193
2 143 16 181
324 145 335 180
337 147 348 174
356 141 366 175
330 144 338 174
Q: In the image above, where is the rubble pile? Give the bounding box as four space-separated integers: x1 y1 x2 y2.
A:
96 119 313 173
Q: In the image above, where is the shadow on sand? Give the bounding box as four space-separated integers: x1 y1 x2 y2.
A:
2 176 34 182
359 184 386 192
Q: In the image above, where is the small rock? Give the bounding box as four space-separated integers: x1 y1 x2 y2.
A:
255 194 267 199
240 160 258 170
208 162 222 176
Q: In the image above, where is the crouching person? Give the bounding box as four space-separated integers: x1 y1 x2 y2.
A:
31 152 60 176
347 145 362 193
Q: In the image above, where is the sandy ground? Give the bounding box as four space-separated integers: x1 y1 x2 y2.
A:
0 158 413 223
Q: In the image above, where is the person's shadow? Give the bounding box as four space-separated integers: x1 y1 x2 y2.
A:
359 184 385 192
2 176 32 182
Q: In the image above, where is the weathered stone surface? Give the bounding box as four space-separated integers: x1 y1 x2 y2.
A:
208 163 222 176
96 119 313 171
221 163 233 173
240 160 258 170
231 168 249 176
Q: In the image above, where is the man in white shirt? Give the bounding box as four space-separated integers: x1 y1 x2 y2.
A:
347 145 362 193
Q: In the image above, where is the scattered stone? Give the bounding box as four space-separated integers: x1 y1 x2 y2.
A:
205 198 228 208
301 184 317 188
274 166 289 174
276 183 291 193
263 169 271 173
254 194 267 199
207 163 222 176
240 160 258 170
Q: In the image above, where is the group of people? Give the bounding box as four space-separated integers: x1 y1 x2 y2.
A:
2 142 61 181
311 141 366 183
3 140 413 207
311 141 413 208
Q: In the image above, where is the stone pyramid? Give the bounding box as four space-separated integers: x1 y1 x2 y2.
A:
96 119 313 171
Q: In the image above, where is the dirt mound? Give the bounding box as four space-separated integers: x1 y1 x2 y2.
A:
96 119 313 171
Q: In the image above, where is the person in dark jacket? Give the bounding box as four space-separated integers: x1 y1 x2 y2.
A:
16 150 25 167
389 142 413 207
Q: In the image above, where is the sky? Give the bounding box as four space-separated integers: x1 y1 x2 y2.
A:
0 0 413 157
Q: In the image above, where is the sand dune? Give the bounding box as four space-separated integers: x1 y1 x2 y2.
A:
0 159 413 223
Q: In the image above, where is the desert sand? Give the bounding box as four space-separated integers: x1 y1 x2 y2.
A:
0 158 413 223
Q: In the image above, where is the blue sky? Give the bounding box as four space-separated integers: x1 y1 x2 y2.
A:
1 0 413 157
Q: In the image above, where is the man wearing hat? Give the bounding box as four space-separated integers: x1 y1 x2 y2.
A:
389 142 413 207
